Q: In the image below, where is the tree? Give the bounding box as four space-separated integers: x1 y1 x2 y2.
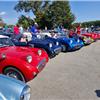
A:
49 1 75 29
36 1 75 29
0 17 5 27
14 1 75 29
74 20 100 28
14 1 49 18
17 15 34 29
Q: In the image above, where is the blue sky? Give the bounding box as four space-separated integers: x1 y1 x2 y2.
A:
0 1 100 24
70 1 100 23
0 1 34 25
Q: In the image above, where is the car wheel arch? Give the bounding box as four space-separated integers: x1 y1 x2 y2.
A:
61 43 69 52
3 66 27 82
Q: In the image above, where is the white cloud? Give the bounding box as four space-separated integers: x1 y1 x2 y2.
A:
0 11 6 16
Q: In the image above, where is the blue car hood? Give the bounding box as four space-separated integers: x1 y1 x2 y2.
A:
57 36 74 43
57 36 84 46
30 38 52 45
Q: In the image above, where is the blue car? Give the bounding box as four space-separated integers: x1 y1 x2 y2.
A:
0 74 30 100
29 35 62 58
56 36 84 52
12 34 62 58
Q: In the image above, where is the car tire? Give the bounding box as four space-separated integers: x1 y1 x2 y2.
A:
3 67 26 82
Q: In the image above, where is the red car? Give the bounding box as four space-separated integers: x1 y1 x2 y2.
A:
93 31 100 39
82 32 99 41
0 35 49 82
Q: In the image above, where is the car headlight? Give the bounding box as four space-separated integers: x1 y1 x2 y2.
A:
26 55 32 63
37 35 41 39
70 40 73 44
38 50 42 56
49 43 53 48
77 39 80 42
56 42 59 46
20 86 30 100
1 53 6 59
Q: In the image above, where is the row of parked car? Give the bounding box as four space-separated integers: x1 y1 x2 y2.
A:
0 29 100 100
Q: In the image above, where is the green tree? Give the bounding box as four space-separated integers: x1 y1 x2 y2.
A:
14 1 49 18
36 1 75 29
0 17 5 27
49 1 75 29
17 15 34 29
14 1 75 29
74 20 100 28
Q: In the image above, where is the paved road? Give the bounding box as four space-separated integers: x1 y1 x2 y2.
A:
28 41 100 100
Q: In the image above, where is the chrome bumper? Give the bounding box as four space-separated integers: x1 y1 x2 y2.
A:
54 47 62 54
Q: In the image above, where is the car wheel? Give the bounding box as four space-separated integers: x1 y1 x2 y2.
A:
3 67 26 82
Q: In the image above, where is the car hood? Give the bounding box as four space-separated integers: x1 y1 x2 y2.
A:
57 36 74 42
30 38 52 45
45 37 57 42
0 46 36 58
0 74 27 100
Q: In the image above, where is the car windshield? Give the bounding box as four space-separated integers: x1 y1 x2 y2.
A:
0 38 14 47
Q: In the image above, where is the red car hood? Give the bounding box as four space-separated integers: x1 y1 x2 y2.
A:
82 33 98 39
0 46 37 58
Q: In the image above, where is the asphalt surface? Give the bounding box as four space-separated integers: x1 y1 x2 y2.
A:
28 40 100 100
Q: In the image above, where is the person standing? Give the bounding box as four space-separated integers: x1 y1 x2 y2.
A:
30 23 39 35
4 25 8 32
13 25 19 35
13 25 22 40
19 25 24 34
76 24 81 34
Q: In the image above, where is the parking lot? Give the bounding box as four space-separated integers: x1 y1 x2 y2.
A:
28 41 100 100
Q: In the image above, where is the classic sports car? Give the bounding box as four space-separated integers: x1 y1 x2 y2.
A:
13 34 62 58
81 32 98 41
91 31 100 39
0 74 30 100
0 35 48 82
42 35 65 51
79 35 94 45
69 33 93 45
56 36 84 52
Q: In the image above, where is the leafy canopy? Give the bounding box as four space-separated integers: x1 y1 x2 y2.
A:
14 1 75 29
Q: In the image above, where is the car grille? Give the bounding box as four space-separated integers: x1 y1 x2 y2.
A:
54 47 61 54
37 58 46 71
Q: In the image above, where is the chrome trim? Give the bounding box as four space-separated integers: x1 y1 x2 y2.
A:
37 58 46 71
